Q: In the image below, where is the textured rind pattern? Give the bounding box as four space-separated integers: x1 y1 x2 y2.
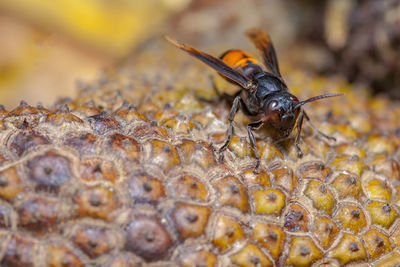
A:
0 55 399 267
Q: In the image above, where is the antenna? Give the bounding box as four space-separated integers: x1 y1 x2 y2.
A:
295 93 344 109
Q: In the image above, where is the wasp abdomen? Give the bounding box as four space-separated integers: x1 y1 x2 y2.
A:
220 49 263 78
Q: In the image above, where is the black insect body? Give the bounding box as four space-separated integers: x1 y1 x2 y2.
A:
166 28 342 172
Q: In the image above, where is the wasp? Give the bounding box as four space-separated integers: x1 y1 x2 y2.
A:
166 28 343 172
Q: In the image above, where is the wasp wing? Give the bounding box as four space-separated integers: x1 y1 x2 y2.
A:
166 36 255 90
245 28 283 79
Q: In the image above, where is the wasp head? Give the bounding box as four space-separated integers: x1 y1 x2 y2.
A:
262 92 300 138
261 92 344 138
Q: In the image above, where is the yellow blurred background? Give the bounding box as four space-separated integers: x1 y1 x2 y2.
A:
0 0 191 108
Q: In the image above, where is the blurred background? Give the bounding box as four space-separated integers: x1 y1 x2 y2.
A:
0 0 399 109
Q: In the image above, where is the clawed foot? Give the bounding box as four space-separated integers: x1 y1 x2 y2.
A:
316 130 337 142
210 142 224 164
218 144 261 174
324 134 336 142
217 145 227 163
218 151 225 163
296 145 304 158
253 160 260 174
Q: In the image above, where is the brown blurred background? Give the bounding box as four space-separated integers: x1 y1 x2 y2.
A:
0 0 399 109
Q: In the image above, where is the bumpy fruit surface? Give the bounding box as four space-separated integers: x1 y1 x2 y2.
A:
0 44 399 267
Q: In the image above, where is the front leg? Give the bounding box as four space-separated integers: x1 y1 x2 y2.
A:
247 120 263 173
219 96 241 159
295 111 304 158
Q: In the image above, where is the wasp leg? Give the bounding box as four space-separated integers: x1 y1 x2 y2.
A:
295 111 305 158
218 96 241 160
303 111 336 141
247 120 263 173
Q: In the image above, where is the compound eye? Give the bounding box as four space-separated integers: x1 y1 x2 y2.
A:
268 100 279 113
291 95 299 105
